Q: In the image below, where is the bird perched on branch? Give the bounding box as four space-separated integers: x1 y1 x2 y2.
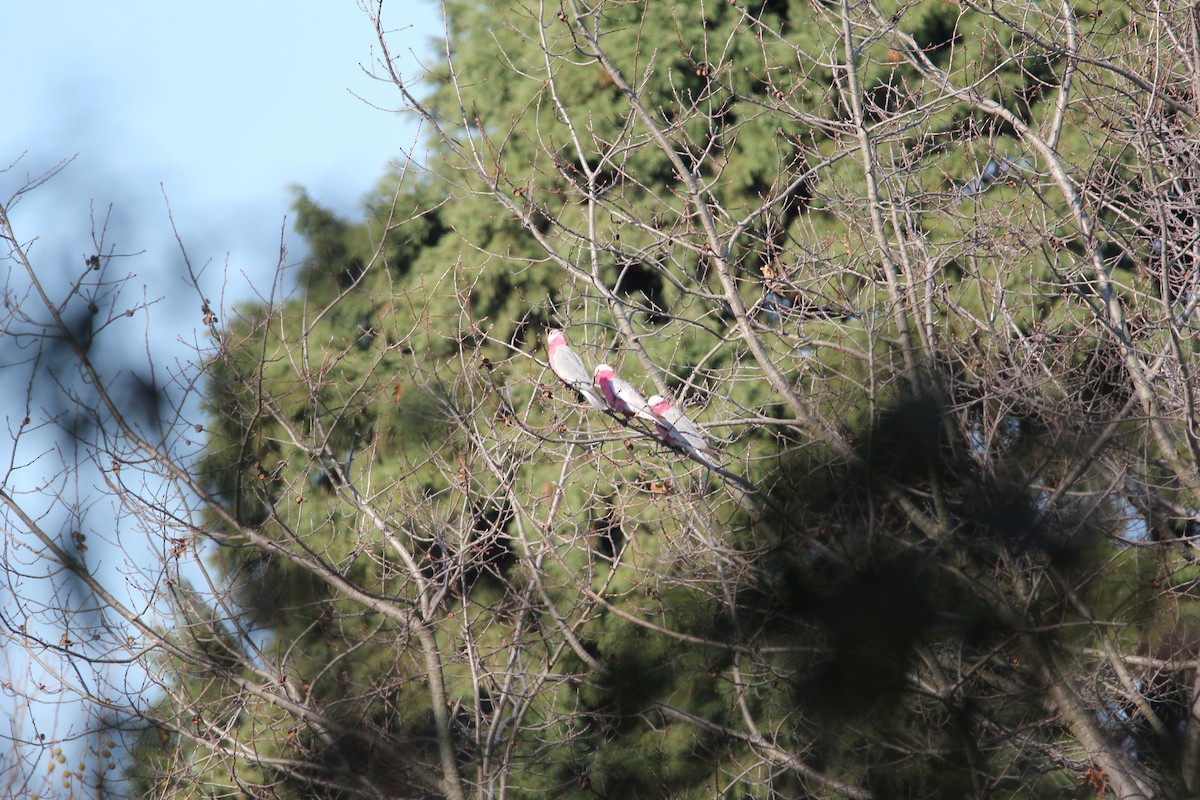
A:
546 328 606 410
648 394 717 461
594 364 662 424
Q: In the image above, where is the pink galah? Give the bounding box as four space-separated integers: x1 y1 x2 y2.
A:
648 394 717 460
593 364 661 424
546 329 606 411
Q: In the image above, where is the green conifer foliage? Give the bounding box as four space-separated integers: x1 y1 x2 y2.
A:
122 2 1200 799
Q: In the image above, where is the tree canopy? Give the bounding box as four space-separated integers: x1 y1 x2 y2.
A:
6 1 1200 799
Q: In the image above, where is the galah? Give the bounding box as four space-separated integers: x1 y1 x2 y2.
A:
546 329 606 411
594 364 661 424
648 394 717 460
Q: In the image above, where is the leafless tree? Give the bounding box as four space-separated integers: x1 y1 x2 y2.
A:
5 2 1200 799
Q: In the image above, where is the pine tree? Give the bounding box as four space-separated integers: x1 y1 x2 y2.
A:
120 2 1200 798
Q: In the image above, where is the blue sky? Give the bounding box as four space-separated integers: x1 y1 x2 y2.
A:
2 1 440 299
0 1 441 783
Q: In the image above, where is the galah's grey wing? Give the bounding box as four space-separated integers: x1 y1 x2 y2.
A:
552 347 606 410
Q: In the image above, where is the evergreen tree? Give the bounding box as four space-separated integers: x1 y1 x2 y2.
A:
105 1 1200 798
